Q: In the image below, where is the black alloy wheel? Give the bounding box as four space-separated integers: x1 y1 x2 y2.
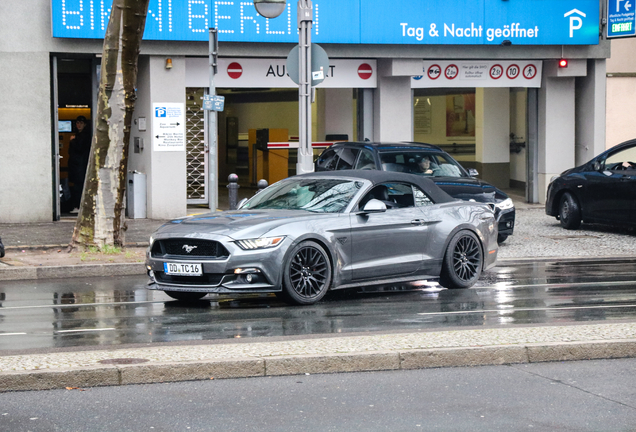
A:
282 241 332 305
165 291 207 302
439 230 483 289
559 192 582 230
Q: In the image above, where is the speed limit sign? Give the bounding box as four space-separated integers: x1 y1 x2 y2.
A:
506 64 520 79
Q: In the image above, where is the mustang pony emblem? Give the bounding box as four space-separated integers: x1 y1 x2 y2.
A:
182 245 198 253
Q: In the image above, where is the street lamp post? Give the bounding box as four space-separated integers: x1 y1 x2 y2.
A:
254 0 314 174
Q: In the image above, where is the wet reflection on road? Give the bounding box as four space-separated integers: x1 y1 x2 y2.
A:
2 259 636 351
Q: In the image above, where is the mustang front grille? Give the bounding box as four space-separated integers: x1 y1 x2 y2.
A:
151 239 230 259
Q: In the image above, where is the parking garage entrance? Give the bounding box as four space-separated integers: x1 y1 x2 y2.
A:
411 60 543 197
184 57 377 205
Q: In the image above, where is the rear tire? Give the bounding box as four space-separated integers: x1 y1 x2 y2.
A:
282 241 332 305
559 192 581 230
439 231 483 289
165 291 207 302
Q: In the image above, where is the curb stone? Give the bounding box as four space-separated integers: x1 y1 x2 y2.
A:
0 263 146 281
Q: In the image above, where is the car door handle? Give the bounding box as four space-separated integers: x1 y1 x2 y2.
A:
411 219 425 225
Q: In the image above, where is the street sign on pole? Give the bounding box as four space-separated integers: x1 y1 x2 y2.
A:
202 95 225 111
607 0 636 38
286 43 330 87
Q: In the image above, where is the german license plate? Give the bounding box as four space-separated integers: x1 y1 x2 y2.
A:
164 262 202 276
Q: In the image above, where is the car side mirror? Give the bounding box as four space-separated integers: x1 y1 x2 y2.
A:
358 199 387 214
468 168 479 177
236 198 248 209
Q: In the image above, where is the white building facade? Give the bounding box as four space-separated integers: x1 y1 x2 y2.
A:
0 0 611 223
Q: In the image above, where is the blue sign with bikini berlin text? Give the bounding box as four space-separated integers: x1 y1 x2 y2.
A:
51 0 599 45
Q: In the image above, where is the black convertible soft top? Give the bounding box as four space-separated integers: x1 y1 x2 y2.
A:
295 169 457 204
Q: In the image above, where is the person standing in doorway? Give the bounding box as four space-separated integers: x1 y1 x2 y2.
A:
67 116 92 214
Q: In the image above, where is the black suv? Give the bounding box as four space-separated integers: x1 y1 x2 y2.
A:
316 141 515 243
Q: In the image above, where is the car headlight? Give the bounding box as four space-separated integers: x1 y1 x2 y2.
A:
235 236 285 250
495 198 514 211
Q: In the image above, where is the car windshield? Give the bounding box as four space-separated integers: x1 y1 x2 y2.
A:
241 178 364 213
379 151 465 178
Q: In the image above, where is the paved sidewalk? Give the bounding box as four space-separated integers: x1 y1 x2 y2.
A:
2 323 635 391
1 191 636 392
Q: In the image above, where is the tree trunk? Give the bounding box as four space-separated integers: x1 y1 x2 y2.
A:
70 0 150 250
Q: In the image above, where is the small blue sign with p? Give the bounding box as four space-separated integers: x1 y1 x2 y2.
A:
155 107 167 117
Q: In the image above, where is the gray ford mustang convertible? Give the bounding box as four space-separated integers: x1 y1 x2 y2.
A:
146 171 498 305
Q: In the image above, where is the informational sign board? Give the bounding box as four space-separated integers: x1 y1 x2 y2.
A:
152 103 185 152
412 61 543 88
607 0 636 38
51 0 599 45
186 58 377 89
202 95 225 111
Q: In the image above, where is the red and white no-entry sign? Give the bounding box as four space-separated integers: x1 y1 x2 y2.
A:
357 63 373 80
227 62 243 79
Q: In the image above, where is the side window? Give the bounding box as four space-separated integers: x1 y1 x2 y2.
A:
354 149 377 170
386 183 415 208
605 146 636 171
315 148 339 171
359 182 413 210
413 186 434 207
336 148 360 170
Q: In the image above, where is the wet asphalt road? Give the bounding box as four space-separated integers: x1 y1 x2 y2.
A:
1 259 636 353
3 358 636 432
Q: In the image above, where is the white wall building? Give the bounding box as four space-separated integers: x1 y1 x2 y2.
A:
0 0 612 223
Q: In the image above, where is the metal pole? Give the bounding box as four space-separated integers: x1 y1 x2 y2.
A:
297 0 314 174
526 88 539 204
208 28 219 211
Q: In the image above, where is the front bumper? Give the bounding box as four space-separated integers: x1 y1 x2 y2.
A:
497 207 515 236
146 234 289 294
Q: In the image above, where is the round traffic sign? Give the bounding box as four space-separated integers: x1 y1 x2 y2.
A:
444 64 459 80
427 64 441 80
523 64 537 79
227 62 243 79
489 64 503 80
357 63 373 80
506 64 520 79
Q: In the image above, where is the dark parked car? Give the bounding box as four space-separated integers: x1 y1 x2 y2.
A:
146 171 498 305
315 142 515 243
546 138 636 230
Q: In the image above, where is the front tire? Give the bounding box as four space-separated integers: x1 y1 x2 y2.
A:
165 291 207 302
281 241 332 305
439 231 483 289
559 192 581 230
497 234 508 244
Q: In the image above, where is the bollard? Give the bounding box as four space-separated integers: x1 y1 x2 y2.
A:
227 173 240 210
257 179 268 191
